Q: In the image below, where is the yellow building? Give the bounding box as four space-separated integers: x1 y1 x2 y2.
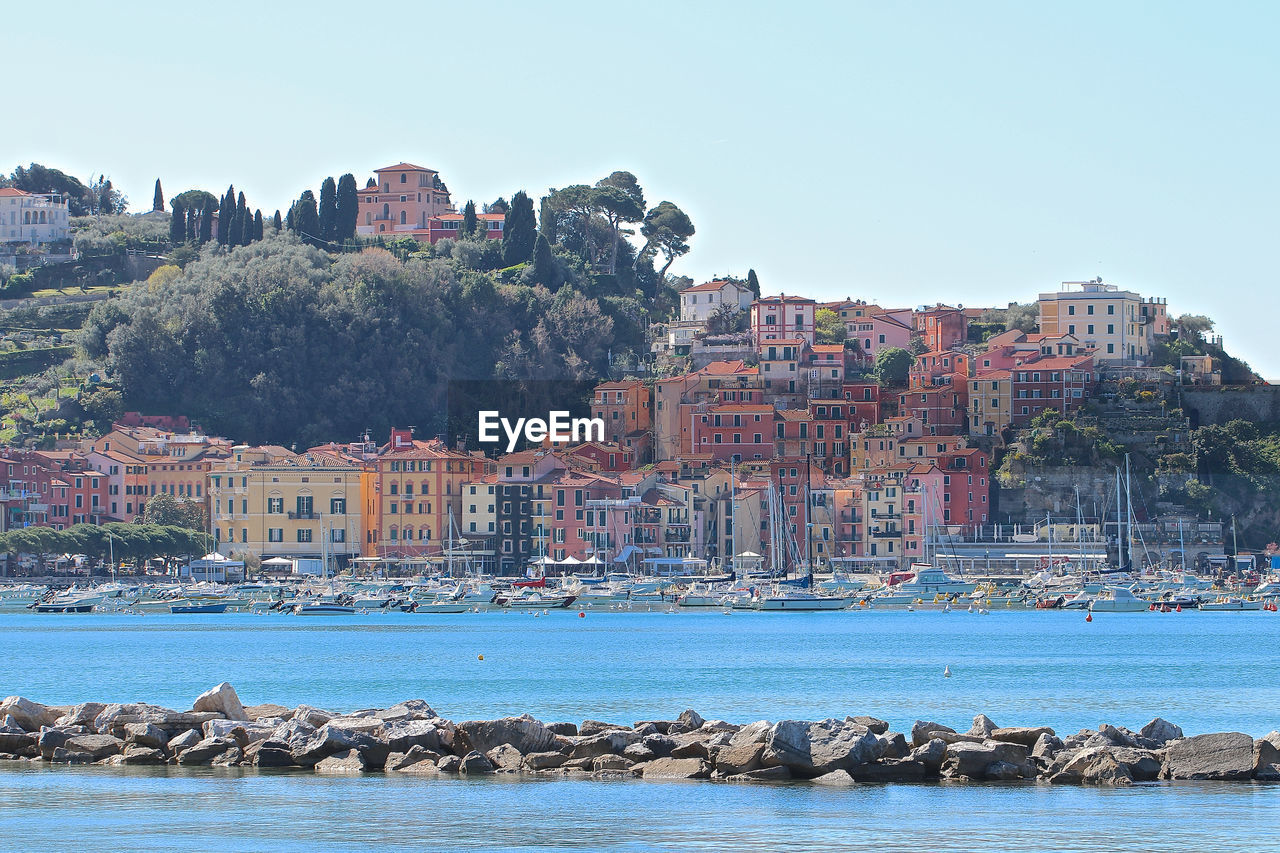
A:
969 372 1013 436
208 445 366 564
1037 280 1154 363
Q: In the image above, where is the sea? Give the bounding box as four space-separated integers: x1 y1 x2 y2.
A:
2 608 1278 851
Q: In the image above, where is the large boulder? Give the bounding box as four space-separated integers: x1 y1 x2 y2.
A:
714 741 765 776
269 719 318 753
248 740 296 768
569 732 634 760
810 769 856 786
203 720 275 743
909 738 948 774
0 731 36 756
459 750 495 774
167 729 202 755
384 720 443 754
849 758 929 783
579 720 629 737
123 723 169 750
374 700 436 724
95 704 211 733
315 749 370 774
593 755 634 773
967 714 997 738
1163 732 1254 781
121 745 166 765
55 703 106 729
726 765 792 783
65 734 123 761
760 719 884 778
457 716 559 756
175 736 235 765
191 683 248 722
849 716 890 735
292 720 388 768
1139 718 1183 746
243 703 290 722
386 746 443 772
546 722 579 737
911 720 956 747
639 757 711 779
1254 732 1280 776
667 709 705 735
524 751 569 771
292 705 333 728
878 732 910 760
1048 747 1134 786
1031 733 1064 762
942 741 1029 780
486 744 524 771
0 697 58 732
991 726 1055 747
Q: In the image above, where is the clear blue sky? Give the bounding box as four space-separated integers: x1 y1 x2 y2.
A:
7 1 1278 375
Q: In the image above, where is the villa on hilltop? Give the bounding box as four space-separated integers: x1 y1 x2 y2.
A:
354 162 503 244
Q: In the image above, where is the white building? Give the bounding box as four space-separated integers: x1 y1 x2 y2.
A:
0 188 71 245
679 280 754 323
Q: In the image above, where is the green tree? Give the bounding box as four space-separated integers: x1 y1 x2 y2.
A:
815 308 847 345
253 209 264 241
217 185 235 246
502 190 537 266
169 204 186 246
335 173 359 242
272 210 283 231
530 233 557 289
461 200 478 236
185 206 197 242
746 268 760 298
636 201 695 285
290 191 321 246
199 199 215 244
874 347 913 387
153 179 164 212
143 493 208 530
318 176 338 244
241 203 254 245
233 191 247 248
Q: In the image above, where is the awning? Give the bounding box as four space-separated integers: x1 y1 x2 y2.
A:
614 545 639 562
559 556 583 565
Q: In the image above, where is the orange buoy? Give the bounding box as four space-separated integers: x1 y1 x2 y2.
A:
1086 612 1093 622
1149 603 1156 611
478 654 484 661
1175 605 1182 613
578 611 585 618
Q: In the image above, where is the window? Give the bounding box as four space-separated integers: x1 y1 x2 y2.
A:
296 496 313 517
330 498 346 514
268 528 283 543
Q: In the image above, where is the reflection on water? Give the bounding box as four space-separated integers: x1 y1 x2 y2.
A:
2 764 1278 852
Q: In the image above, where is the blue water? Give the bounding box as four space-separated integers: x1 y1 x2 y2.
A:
2 764 1279 852
1 608 1277 736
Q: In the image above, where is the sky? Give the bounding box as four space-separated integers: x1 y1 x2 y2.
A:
7 1 1278 375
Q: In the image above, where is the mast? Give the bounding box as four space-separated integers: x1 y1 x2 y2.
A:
1124 454 1132 573
1075 486 1084 573
1179 518 1186 574
1115 467 1124 571
730 464 737 576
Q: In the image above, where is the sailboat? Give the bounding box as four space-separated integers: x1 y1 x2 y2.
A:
752 465 851 611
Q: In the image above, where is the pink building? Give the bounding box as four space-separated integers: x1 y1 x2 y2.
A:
751 295 816 345
354 162 503 244
850 314 913 360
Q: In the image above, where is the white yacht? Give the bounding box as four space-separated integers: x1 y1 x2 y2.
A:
1089 585 1150 613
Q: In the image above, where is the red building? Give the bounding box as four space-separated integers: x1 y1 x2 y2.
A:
915 305 968 353
691 404 777 463
841 382 883 430
897 385 969 435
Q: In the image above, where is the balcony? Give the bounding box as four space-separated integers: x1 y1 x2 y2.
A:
288 511 321 520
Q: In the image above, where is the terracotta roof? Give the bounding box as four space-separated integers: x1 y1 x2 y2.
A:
754 295 817 304
0 188 32 197
374 162 435 173
778 410 812 421
683 279 746 293
697 360 756 376
811 344 845 353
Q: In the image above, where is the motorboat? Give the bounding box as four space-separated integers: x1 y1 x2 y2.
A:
1089 586 1150 613
1199 597 1263 612
32 590 104 613
293 603 357 615
754 590 851 611
170 601 230 614
498 591 578 609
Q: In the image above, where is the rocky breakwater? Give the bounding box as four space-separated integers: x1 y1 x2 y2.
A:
2 688 1279 787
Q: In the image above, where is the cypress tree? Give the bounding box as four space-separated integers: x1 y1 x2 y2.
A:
292 190 321 246
273 210 283 231
318 176 338 244
286 204 295 231
336 173 359 242
169 204 186 245
531 233 555 289
230 191 246 248
186 206 197 242
747 268 760 298
217 185 234 245
502 190 537 266
199 199 215 244
461 200 477 236
253 209 264 241
152 179 164 212
241 202 254 246
538 195 559 244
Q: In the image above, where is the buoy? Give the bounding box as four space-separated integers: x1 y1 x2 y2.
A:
578 611 585 618
943 665 952 678
477 654 484 661
1176 604 1182 613
1086 612 1093 622
1149 603 1156 611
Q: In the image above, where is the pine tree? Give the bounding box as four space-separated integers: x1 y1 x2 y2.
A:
531 233 556 289
502 190 537 266
253 209 264 241
273 210 283 231
336 173 359 242
318 176 338 244
199 199 215 244
292 190 321 246
169 204 186 246
152 179 164 212
461 200 477 236
217 185 234 245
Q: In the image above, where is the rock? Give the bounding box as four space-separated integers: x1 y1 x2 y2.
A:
850 758 929 783
243 703 290 722
54 702 106 729
1049 747 1134 786
668 709 705 735
191 683 248 722
387 746 443 773
122 723 168 750
176 737 234 765
524 751 569 771
579 719 628 737
968 714 997 738
878 732 910 760
623 743 657 762
121 745 166 765
991 726 1055 747
848 716 890 735
94 704 210 733
1139 718 1183 746
315 749 370 774
292 721 388 769
65 734 123 760
984 760 1021 781
1256 763 1280 782
670 739 710 760
167 729 202 755
38 729 71 760
631 723 661 738
700 720 740 734
486 743 524 771
641 734 677 758
1163 732 1254 781
0 697 57 732
459 750 495 774
383 719 443 754
546 722 578 737
639 757 711 780
909 738 948 774
943 741 1029 780
1097 724 1138 748
911 720 956 747
458 716 559 756
0 732 36 756
203 720 275 743
810 769 857 786
569 732 633 760
729 721 773 747
210 746 244 767
1031 733 1064 761
714 741 765 776
760 719 884 778
248 740 295 768
1254 733 1280 775
292 705 333 728
1111 747 1162 781
49 747 95 764
374 700 436 723
436 754 462 773
593 755 634 772
727 765 792 782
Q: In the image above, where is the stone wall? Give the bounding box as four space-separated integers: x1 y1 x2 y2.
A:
1181 386 1280 427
